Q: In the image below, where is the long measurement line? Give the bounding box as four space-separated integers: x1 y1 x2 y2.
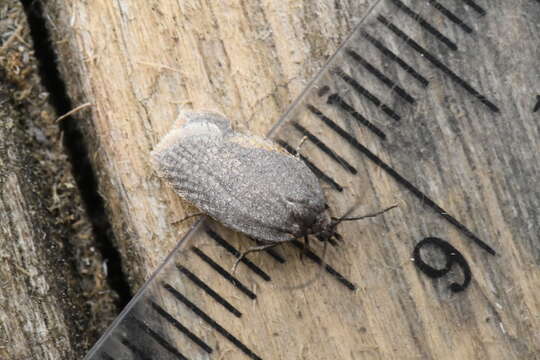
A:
378 15 500 112
291 240 356 291
292 122 358 174
206 229 271 281
177 265 242 317
164 284 262 360
307 104 496 255
390 0 458 50
427 0 473 33
277 139 344 191
131 316 188 360
346 49 416 104
336 68 401 121
326 93 387 139
192 246 257 299
362 31 429 87
150 301 213 353
119 337 152 360
458 0 486 16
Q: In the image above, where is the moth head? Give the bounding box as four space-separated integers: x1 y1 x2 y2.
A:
319 203 398 244
308 210 343 245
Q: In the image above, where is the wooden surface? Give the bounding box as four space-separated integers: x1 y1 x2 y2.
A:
0 2 117 359
44 0 367 290
35 0 540 359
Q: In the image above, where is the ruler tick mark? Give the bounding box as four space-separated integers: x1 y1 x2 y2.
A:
335 68 402 121
533 95 540 113
307 105 496 256
151 301 214 353
378 16 500 113
177 265 242 317
458 0 487 16
326 93 387 140
206 229 271 281
131 316 188 360
346 49 416 104
119 336 152 360
277 139 344 192
390 0 458 51
427 0 473 34
291 240 356 291
318 85 331 97
292 122 358 174
192 246 257 299
100 352 115 360
362 32 429 87
164 284 263 360
248 237 287 263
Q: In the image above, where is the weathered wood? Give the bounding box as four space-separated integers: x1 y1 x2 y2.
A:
0 2 117 359
43 0 539 359
44 0 366 295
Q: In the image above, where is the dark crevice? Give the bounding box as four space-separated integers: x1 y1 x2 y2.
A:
20 0 132 308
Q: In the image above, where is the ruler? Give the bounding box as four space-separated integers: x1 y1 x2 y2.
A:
84 0 539 359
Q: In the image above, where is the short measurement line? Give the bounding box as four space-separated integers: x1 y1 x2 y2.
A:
164 283 262 360
119 337 152 360
378 16 500 113
427 0 473 33
362 32 429 87
249 237 287 263
307 104 496 255
192 246 257 299
277 139 344 192
100 352 115 360
326 93 387 140
336 68 402 121
131 316 188 360
151 301 214 353
291 240 356 291
390 0 458 51
458 0 486 16
206 229 271 281
318 85 331 97
533 95 540 113
177 265 242 317
292 122 358 174
346 49 416 104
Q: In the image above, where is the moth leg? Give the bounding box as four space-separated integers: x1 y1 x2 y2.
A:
172 212 205 224
300 235 311 263
232 243 279 274
294 135 308 154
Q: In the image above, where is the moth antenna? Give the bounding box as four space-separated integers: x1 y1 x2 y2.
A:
337 204 398 223
330 199 365 227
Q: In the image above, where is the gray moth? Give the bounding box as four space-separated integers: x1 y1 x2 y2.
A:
150 111 337 251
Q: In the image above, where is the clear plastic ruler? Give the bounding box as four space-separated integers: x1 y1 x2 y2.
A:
84 0 539 359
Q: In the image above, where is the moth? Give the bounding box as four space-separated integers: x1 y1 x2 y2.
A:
151 111 393 266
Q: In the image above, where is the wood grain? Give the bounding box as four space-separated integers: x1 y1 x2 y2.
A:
0 76 89 360
0 2 117 358
42 0 539 359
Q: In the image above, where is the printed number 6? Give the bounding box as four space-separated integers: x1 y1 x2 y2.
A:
413 237 472 292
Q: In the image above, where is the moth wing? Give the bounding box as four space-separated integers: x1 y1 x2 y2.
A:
152 117 326 243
